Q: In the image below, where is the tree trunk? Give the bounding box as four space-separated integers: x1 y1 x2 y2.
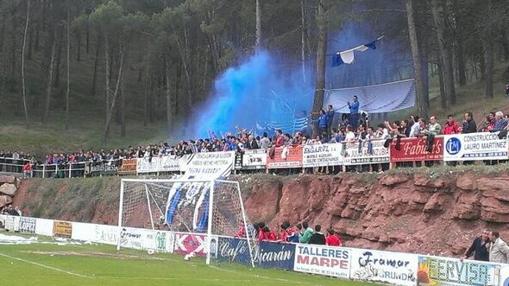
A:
54 26 63 88
120 71 126 137
482 0 494 98
455 39 466 86
437 61 447 109
165 57 173 133
483 37 494 98
143 67 149 127
76 31 81 62
0 10 7 93
103 35 111 143
85 20 89 54
431 0 455 106
406 0 428 118
255 0 262 49
103 45 125 144
301 0 306 83
65 3 70 130
42 30 57 124
91 35 101 97
311 0 328 137
21 0 31 128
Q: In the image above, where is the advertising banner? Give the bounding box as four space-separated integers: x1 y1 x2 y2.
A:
174 233 207 256
35 218 54 236
343 140 390 165
4 216 20 232
216 237 295 270
71 222 97 242
241 149 267 169
142 230 175 253
444 133 508 161
350 248 417 286
417 256 500 286
93 224 119 245
390 137 444 163
267 146 303 169
293 244 351 278
53 221 73 238
119 159 137 174
137 156 181 173
182 152 235 180
19 217 36 234
500 264 509 286
89 163 118 175
302 144 343 167
118 227 145 250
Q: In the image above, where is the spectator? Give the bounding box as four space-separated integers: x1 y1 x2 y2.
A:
308 225 326 245
274 129 284 147
245 135 259 150
299 222 314 244
317 109 329 138
505 83 509 97
325 229 342 247
443 115 461 134
22 161 32 178
425 116 442 136
345 126 356 143
409 116 421 137
259 132 271 149
347 96 360 130
326 105 335 137
462 112 477 134
464 230 491 262
491 111 507 132
478 112 496 132
489 231 509 264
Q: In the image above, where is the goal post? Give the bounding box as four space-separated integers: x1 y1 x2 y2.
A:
117 178 255 266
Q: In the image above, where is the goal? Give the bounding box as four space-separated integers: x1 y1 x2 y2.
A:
117 178 255 265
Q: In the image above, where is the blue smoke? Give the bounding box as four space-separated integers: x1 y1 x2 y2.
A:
191 50 313 138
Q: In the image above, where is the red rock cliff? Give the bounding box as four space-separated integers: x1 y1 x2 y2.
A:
11 172 509 257
242 172 509 257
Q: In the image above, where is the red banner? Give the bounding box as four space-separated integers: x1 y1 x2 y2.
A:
390 137 443 163
174 233 207 257
266 146 303 169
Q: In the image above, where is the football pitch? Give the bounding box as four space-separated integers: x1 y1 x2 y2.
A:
0 233 377 286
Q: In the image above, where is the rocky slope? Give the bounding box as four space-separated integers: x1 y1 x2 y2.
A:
9 170 509 257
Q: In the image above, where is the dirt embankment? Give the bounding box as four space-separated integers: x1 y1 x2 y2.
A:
12 171 509 257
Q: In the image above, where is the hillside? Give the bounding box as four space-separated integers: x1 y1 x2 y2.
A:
8 167 509 258
2 59 509 157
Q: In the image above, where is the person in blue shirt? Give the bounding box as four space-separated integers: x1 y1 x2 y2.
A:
348 96 360 130
318 109 328 139
326 105 335 137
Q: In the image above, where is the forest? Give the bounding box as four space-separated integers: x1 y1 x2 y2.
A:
0 0 508 144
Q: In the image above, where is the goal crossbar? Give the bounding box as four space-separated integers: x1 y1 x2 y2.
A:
117 178 255 267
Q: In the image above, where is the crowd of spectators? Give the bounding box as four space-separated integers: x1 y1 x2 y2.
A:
238 221 343 247
2 95 509 174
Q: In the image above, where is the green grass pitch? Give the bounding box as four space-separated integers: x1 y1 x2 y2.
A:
0 233 378 286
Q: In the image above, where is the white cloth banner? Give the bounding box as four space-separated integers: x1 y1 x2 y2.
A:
137 156 181 173
324 79 415 113
343 140 389 165
293 244 351 278
350 248 418 286
302 144 343 167
182 151 235 180
444 133 508 161
242 149 267 169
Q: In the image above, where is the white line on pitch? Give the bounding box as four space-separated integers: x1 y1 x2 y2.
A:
0 252 93 279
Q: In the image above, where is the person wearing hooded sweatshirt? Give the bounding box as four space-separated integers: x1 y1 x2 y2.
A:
299 222 314 244
308 225 326 245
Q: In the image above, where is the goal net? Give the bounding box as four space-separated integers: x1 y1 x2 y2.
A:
118 178 255 265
